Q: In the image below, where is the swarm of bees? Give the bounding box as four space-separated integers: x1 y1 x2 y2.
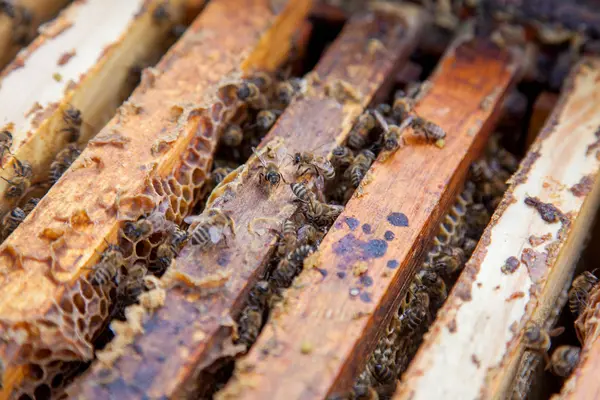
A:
345 135 518 400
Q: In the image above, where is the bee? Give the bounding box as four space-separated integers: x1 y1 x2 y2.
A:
271 245 315 288
153 227 188 274
433 245 466 276
290 182 310 203
399 292 430 334
152 1 170 23
221 124 243 147
1 206 25 239
248 280 273 309
236 305 263 348
287 244 315 264
523 322 564 355
374 103 392 117
61 105 83 142
417 269 447 308
302 195 344 226
348 111 376 150
331 146 354 169
351 384 379 400
465 203 490 238
89 244 125 286
122 218 153 242
2 158 32 199
374 110 404 152
392 96 414 122
255 110 281 132
0 130 13 162
550 345 580 377
411 116 446 142
346 149 376 188
49 144 81 184
569 271 599 317
188 208 234 249
274 218 298 259
211 166 234 186
21 197 39 215
275 78 302 106
298 224 324 246
291 150 335 180
236 80 267 109
252 147 287 190
117 264 147 301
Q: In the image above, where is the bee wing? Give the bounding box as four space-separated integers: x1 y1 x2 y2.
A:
183 214 206 227
208 225 225 244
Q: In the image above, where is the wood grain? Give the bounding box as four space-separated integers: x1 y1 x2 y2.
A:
67 4 425 399
0 0 191 214
0 0 71 69
219 38 520 400
0 0 310 397
396 58 600 400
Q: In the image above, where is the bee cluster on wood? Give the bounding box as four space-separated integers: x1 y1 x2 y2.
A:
334 135 520 400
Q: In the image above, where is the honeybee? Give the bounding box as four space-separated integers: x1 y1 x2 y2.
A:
271 244 315 288
399 292 430 334
351 384 380 400
272 218 298 259
302 195 344 226
21 197 39 215
236 80 267 109
298 224 324 246
186 208 234 250
255 110 281 132
411 116 446 143
252 147 287 191
89 244 125 286
291 150 335 180
122 218 153 242
290 182 310 203
417 269 447 308
275 78 302 106
348 111 376 150
221 124 244 147
345 149 376 188
236 305 263 348
569 271 599 317
550 345 580 377
247 279 273 309
61 105 83 142
211 166 234 186
1 206 25 239
2 158 32 199
465 203 490 238
49 144 81 184
374 110 404 152
523 322 564 354
432 246 465 277
0 130 13 162
152 226 188 274
374 103 392 117
287 244 315 264
152 1 170 23
116 263 147 304
392 96 414 122
331 146 354 169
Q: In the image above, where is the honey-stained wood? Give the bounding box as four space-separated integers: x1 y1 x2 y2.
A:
396 58 600 400
0 0 71 69
69 4 425 398
0 0 311 397
220 39 520 399
0 0 191 215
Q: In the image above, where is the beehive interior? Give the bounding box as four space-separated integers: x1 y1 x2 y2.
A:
1 1 600 399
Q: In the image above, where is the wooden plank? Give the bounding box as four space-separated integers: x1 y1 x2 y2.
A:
0 0 71 69
396 58 600 400
67 4 425 399
0 0 311 397
219 38 520 399
0 0 192 218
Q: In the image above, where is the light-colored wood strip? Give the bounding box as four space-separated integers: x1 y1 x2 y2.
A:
0 0 71 69
0 0 192 215
219 38 520 400
68 4 425 399
0 0 311 397
396 58 600 400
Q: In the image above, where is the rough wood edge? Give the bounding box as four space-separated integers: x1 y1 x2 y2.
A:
68 4 425 398
219 38 520 400
396 58 600 400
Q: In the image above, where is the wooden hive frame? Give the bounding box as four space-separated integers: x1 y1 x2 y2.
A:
0 1 600 399
0 0 311 397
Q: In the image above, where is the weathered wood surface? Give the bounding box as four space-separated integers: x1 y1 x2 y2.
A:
0 0 310 397
68 4 425 398
0 0 70 68
219 39 520 399
0 0 190 214
396 58 600 400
